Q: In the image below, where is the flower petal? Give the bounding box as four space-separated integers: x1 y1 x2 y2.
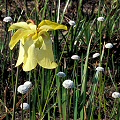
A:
34 36 43 48
9 29 34 49
8 22 30 31
28 23 36 32
23 43 37 71
15 42 24 67
36 33 58 69
38 20 67 31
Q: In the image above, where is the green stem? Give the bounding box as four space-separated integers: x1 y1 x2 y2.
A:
117 99 120 120
21 94 24 120
12 67 19 120
66 89 70 120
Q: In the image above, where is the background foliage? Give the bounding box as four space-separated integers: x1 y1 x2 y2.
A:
0 0 120 119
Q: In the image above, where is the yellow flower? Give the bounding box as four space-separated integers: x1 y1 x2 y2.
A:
9 20 67 71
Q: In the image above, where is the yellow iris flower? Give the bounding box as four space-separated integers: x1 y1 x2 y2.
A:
9 20 67 71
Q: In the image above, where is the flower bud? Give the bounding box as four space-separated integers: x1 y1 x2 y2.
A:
3 16 12 22
97 17 104 22
92 53 100 58
71 55 80 60
62 79 74 89
68 20 76 27
96 67 104 72
20 103 29 110
56 72 66 78
112 92 120 98
24 81 32 89
105 43 113 49
17 85 29 94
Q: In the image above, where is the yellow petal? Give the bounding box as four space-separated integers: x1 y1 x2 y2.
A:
36 33 58 69
34 36 43 48
23 43 37 71
9 29 34 50
15 42 24 67
38 20 67 31
32 32 38 41
23 38 34 64
28 23 37 32
8 22 30 31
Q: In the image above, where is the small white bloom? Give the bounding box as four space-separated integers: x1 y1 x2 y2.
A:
105 43 113 49
56 72 66 78
24 81 32 89
3 16 12 22
112 92 120 98
17 85 29 94
92 53 100 58
71 55 80 60
96 67 104 72
68 20 76 27
62 79 74 89
97 17 104 21
20 103 29 110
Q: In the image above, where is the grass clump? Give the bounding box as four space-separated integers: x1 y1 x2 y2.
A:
0 0 120 120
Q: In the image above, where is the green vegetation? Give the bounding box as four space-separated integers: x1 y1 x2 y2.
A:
0 0 120 120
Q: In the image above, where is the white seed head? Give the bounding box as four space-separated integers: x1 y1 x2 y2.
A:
20 103 29 110
17 85 29 94
3 16 12 22
97 17 105 21
71 55 80 60
62 79 74 89
92 53 100 58
24 81 32 89
68 20 76 27
56 72 66 78
105 43 113 49
112 92 120 98
96 67 104 72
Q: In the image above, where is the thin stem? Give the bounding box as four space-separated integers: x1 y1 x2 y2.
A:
66 89 70 120
21 94 24 120
12 67 19 120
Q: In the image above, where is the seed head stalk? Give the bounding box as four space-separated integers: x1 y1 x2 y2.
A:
12 67 19 120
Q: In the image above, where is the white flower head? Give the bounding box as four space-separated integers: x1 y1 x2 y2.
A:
112 92 120 98
3 16 12 22
68 20 76 27
24 81 32 89
56 72 66 78
92 53 100 58
97 17 105 22
96 67 104 72
71 55 80 60
17 85 29 94
105 43 113 49
62 79 74 89
20 103 29 110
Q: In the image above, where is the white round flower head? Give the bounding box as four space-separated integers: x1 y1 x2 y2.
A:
24 81 32 89
68 20 76 27
71 55 80 60
20 103 29 110
62 79 74 89
92 53 100 58
105 43 113 49
96 67 104 72
17 85 29 94
56 72 66 78
97 17 104 21
112 92 120 98
3 16 12 22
